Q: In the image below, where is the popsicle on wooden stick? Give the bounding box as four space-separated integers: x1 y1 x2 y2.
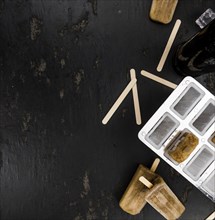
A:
145 177 185 220
150 0 179 24
119 158 160 215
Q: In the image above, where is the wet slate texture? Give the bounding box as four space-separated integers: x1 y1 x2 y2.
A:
0 0 214 220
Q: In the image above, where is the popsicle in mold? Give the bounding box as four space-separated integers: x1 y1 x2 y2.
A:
212 135 215 145
209 132 215 146
145 176 185 220
167 132 199 163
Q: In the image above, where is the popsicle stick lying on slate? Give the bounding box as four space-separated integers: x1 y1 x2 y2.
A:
157 19 181 72
141 70 177 89
205 211 215 220
130 69 142 125
102 78 137 124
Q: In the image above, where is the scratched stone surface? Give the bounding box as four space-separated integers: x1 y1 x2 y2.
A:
0 0 214 220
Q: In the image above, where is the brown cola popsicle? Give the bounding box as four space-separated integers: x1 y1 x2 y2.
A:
145 177 185 220
150 0 178 24
119 159 160 215
168 132 199 163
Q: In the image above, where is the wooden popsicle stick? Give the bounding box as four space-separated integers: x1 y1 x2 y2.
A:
150 158 160 172
141 70 177 89
130 69 142 125
139 176 153 189
139 158 160 188
102 78 137 124
205 211 215 220
157 19 181 72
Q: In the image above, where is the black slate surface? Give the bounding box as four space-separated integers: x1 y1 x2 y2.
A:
0 0 214 220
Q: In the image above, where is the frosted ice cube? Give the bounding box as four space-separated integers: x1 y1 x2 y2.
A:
196 8 215 29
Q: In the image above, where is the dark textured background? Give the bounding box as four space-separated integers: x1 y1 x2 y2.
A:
0 0 214 219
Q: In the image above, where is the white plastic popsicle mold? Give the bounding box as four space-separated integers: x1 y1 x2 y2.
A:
138 76 215 202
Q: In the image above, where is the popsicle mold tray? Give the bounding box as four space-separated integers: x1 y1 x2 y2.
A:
138 76 215 202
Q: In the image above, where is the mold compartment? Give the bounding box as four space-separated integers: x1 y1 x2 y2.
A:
145 113 179 149
183 146 214 181
202 170 215 198
191 100 215 135
170 83 204 119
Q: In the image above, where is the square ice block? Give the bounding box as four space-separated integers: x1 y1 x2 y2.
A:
145 113 179 149
183 146 214 181
195 8 215 29
170 83 204 119
191 100 215 135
